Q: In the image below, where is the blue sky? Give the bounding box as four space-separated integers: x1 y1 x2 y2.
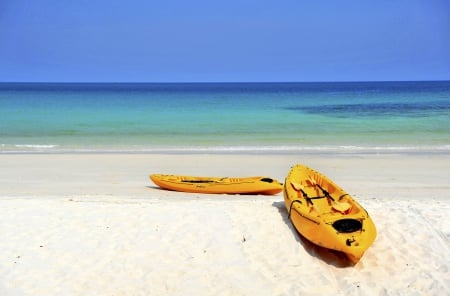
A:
0 0 449 82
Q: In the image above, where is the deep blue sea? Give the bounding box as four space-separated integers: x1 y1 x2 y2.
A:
0 81 449 153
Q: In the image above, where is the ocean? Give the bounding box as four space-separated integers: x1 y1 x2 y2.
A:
0 81 449 154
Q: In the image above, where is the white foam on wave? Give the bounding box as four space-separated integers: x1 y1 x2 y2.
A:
0 144 59 153
1 144 449 154
14 144 58 149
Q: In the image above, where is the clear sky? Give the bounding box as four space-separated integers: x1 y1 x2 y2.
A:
0 0 449 82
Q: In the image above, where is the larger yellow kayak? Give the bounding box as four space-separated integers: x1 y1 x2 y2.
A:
283 164 376 263
150 174 283 195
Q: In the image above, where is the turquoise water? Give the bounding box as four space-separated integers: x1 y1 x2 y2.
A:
0 82 449 153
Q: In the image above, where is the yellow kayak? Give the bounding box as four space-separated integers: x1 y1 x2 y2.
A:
283 164 376 263
150 174 283 195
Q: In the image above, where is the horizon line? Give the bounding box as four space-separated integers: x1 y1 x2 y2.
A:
1 79 449 84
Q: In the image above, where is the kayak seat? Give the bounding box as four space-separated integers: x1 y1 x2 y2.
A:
331 201 352 214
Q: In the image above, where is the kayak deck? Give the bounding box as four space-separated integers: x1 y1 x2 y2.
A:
284 164 377 263
150 174 283 195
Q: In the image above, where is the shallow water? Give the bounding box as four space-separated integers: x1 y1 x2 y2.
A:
0 81 449 153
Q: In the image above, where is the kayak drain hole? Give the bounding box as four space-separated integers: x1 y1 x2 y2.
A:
333 219 362 233
260 178 274 183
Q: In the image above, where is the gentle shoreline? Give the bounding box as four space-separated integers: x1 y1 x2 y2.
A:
1 152 449 200
0 153 449 295
1 144 450 155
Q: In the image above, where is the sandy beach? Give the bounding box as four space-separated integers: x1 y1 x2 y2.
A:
0 153 449 295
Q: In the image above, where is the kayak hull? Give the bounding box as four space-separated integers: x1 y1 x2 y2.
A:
283 164 377 263
150 174 283 195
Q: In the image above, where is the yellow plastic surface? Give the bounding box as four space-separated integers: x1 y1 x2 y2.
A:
283 164 377 263
150 174 283 195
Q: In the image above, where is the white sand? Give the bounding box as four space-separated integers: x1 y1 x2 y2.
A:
0 153 449 295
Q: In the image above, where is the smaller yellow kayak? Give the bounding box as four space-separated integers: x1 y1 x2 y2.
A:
150 174 283 195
